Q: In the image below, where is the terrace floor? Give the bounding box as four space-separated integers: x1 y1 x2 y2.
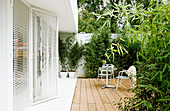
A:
71 78 134 111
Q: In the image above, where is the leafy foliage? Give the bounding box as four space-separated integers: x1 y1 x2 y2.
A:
78 10 106 33
77 0 152 33
78 0 119 33
59 35 84 72
131 1 170 110
78 0 105 14
84 29 111 77
59 35 76 71
59 38 67 71
106 36 141 71
99 0 170 110
68 41 84 72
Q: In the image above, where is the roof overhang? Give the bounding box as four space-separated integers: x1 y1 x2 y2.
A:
27 0 78 33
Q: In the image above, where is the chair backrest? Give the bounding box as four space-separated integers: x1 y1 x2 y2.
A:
107 64 114 71
102 64 108 70
102 64 114 70
127 66 136 87
127 66 136 76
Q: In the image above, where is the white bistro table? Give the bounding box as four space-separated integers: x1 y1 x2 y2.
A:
102 68 117 89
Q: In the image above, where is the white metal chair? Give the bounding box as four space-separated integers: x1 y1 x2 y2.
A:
116 66 136 90
97 64 114 85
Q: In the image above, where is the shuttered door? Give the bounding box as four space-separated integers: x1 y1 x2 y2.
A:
13 0 30 111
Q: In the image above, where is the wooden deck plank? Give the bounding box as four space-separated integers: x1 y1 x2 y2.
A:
85 79 95 104
88 103 97 111
120 83 134 97
80 104 88 111
80 79 88 111
71 103 79 111
100 79 127 98
114 79 134 97
89 79 106 111
100 79 127 110
93 79 110 104
97 79 133 110
104 79 134 108
104 104 114 111
71 78 133 111
96 79 119 111
73 79 81 103
77 79 81 88
104 92 118 111
122 79 132 88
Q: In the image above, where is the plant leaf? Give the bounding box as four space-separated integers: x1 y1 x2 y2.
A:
156 97 170 102
133 100 146 108
146 101 152 109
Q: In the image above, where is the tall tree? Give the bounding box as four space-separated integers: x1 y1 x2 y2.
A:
77 0 153 33
78 0 106 33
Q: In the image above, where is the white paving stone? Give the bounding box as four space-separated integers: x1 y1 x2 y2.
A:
29 78 77 111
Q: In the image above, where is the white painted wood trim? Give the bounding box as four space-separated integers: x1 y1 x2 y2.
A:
29 8 34 105
31 7 58 17
56 17 59 97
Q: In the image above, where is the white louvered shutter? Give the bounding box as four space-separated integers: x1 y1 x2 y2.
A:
13 0 30 111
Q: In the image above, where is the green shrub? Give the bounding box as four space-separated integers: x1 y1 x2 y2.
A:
59 35 76 71
131 2 170 110
59 38 67 71
84 29 111 77
105 0 170 110
68 41 84 72
106 36 141 71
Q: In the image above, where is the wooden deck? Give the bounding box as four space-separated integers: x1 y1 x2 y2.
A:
71 78 134 111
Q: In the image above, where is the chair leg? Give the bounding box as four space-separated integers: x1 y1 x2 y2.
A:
110 75 112 85
113 73 114 85
120 72 123 87
120 79 122 87
132 77 136 88
116 78 119 91
116 72 121 90
100 75 102 83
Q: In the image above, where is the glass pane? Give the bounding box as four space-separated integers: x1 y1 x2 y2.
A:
33 12 57 103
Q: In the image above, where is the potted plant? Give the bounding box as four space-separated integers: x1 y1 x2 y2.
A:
68 41 84 78
59 38 68 78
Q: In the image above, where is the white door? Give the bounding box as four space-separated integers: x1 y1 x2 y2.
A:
33 12 57 103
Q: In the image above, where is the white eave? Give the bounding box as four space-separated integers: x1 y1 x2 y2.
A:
27 0 78 33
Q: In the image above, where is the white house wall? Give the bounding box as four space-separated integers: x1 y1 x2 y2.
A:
0 0 76 110
0 0 61 111
0 0 13 111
